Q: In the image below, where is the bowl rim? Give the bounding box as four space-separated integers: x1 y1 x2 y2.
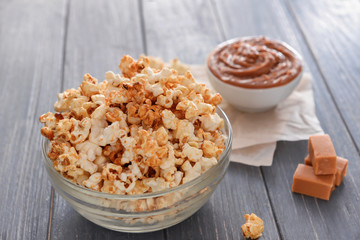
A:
42 107 233 200
206 35 304 90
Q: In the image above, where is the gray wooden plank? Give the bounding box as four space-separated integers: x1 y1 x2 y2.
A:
0 1 66 239
214 0 360 238
142 0 224 64
142 0 281 239
165 163 279 240
266 140 360 240
50 0 164 239
62 0 144 90
287 0 360 150
52 194 165 240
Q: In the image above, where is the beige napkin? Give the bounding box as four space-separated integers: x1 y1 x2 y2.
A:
190 65 324 166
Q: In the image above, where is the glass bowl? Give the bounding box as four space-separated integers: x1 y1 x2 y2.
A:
42 107 232 233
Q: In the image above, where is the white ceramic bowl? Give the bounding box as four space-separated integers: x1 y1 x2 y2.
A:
207 38 303 113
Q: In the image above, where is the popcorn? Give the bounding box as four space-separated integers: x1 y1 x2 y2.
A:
67 168 87 181
53 147 79 172
54 89 89 118
93 155 109 172
102 163 123 181
169 58 190 75
173 171 184 186
76 140 102 162
40 55 225 200
39 112 57 129
241 213 264 239
181 161 202 183
80 73 100 97
128 180 150 195
47 140 71 160
70 117 91 144
41 127 54 140
175 120 197 143
91 104 108 119
119 55 149 78
101 180 117 194
143 177 171 192
181 143 203 162
200 113 224 132
152 127 168 146
83 172 102 191
199 157 217 172
156 94 173 108
149 83 164 97
91 94 106 105
202 140 217 158
54 119 73 142
120 137 136 165
161 109 178 130
176 99 198 119
146 55 164 70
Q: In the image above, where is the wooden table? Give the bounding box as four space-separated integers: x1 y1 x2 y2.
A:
1 0 359 239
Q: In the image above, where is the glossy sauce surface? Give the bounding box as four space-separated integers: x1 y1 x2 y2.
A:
208 36 302 89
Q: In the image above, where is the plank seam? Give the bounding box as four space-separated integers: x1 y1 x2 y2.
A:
211 1 283 238
260 167 284 240
47 188 55 240
60 0 71 92
163 228 168 240
138 0 148 55
47 0 70 239
283 0 360 154
209 0 226 41
211 0 283 239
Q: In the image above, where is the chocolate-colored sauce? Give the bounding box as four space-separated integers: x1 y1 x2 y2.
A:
207 36 302 89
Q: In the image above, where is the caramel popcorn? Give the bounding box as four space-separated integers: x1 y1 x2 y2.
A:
241 213 264 239
40 55 225 196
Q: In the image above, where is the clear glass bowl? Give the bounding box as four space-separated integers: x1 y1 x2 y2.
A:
42 108 232 233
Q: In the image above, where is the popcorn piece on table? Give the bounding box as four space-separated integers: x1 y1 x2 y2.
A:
241 213 264 239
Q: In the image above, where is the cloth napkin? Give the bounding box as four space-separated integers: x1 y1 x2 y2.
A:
190 65 324 166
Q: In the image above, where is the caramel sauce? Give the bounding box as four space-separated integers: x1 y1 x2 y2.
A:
207 36 302 89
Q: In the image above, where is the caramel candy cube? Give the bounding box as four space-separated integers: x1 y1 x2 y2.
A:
292 164 335 200
305 155 348 187
335 157 348 186
309 134 337 175
304 155 311 166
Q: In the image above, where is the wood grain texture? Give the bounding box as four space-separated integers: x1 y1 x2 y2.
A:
166 163 280 240
142 0 224 64
1 0 359 239
265 141 360 239
51 193 164 240
287 0 360 150
0 1 66 239
62 0 144 90
50 0 163 239
142 0 280 239
214 0 360 238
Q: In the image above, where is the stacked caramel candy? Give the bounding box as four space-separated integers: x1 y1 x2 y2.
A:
292 134 348 200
